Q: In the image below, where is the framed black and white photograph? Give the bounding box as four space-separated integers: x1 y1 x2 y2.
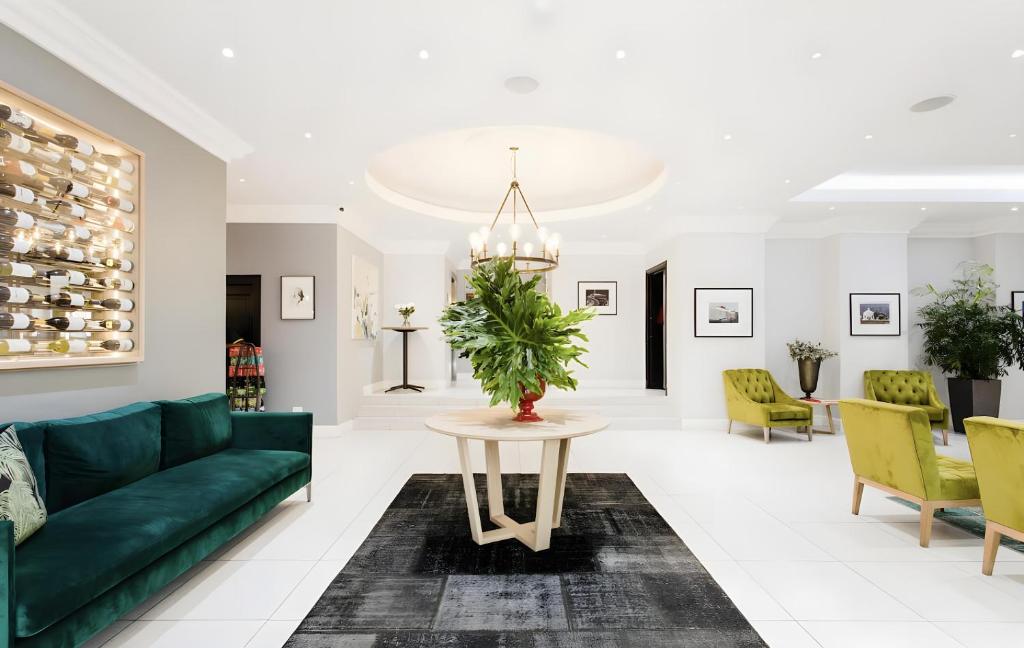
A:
849 292 900 336
281 276 315 320
578 281 617 315
1012 291 1024 317
694 288 753 337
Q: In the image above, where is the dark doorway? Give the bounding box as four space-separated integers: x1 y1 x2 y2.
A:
226 275 261 345
646 262 667 392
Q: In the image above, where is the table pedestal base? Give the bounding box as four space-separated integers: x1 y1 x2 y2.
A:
456 437 571 552
385 383 424 393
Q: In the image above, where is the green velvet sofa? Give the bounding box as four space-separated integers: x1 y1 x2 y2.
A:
723 369 814 443
863 370 950 446
0 393 312 648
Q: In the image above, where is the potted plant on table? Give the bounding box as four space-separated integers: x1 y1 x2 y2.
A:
914 261 1024 432
395 302 415 327
439 258 595 421
786 339 838 398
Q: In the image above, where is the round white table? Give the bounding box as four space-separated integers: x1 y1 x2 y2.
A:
425 408 608 552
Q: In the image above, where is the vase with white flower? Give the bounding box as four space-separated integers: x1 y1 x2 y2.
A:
395 303 416 327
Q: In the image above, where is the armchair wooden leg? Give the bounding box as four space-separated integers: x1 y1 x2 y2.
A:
727 420 733 434
983 524 1001 575
942 428 949 446
919 503 935 547
763 426 771 443
852 477 864 515
806 425 813 442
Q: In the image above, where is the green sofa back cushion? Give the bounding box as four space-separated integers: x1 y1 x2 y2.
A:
45 402 161 513
157 393 232 469
864 370 932 406
0 421 46 503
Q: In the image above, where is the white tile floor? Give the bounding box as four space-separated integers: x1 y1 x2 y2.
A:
84 423 1024 648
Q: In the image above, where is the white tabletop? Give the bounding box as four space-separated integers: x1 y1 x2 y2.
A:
425 408 609 442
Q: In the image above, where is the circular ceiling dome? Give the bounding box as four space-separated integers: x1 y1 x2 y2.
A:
365 125 666 223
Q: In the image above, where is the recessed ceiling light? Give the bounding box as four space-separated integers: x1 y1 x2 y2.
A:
1011 133 1018 139
810 52 823 60
723 133 733 141
864 134 874 140
910 95 956 113
221 47 235 58
920 206 928 211
784 179 791 184
615 49 627 60
645 205 653 212
504 76 540 94
1012 206 1020 212
828 206 836 211
238 178 246 183
348 180 355 186
601 234 609 239
1012 49 1024 59
418 49 430 60
304 132 312 139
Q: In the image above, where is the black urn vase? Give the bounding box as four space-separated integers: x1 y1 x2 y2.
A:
797 358 821 398
947 378 1001 433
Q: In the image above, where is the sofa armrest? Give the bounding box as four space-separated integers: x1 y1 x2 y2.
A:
230 412 312 456
0 521 13 648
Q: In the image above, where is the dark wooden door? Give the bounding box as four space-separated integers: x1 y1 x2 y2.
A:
226 275 261 345
646 262 667 391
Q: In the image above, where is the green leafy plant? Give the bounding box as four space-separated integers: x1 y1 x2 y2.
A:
913 261 1024 379
786 339 837 362
439 259 596 409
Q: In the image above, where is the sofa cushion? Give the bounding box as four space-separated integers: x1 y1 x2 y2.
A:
768 404 810 421
936 454 980 501
44 402 162 513
0 426 47 545
158 393 232 469
0 421 45 503
14 448 309 638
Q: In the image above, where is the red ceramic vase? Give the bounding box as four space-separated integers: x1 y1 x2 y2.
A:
515 378 546 422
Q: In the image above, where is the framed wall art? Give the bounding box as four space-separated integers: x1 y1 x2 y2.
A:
1012 291 1024 317
694 288 753 338
352 255 379 339
280 276 315 320
578 281 617 315
849 292 901 336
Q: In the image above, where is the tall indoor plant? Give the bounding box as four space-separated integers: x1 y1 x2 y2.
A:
914 262 1024 432
440 259 595 421
786 339 837 398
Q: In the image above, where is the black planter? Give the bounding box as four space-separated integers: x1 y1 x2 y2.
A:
947 378 1001 433
797 358 821 398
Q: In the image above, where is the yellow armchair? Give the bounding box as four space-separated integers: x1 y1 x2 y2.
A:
723 369 813 443
839 399 980 547
864 370 950 446
964 416 1024 575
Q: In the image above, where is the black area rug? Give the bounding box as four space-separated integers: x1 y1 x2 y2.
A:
286 473 767 647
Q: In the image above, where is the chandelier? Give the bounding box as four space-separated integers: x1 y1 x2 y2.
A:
468 146 560 273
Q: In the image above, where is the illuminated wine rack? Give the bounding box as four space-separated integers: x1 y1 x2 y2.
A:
0 80 142 370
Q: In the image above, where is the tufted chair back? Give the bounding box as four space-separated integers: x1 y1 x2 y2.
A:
723 369 777 404
863 370 934 406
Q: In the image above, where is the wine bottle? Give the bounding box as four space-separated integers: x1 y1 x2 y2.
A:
36 198 86 220
0 104 33 130
0 338 32 355
102 195 134 213
45 292 86 308
0 207 34 230
92 297 133 311
0 181 35 205
46 269 87 286
0 157 40 182
102 257 133 271
97 154 134 174
45 316 87 331
100 276 133 290
0 286 31 304
0 261 35 278
0 312 32 329
95 338 133 352
0 130 68 170
46 131 96 157
0 233 32 255
117 238 135 253
101 318 132 331
52 245 86 263
48 338 87 353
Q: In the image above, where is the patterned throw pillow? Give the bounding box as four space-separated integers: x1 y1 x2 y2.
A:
0 425 47 544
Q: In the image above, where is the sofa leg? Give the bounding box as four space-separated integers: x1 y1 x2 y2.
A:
851 477 864 515
983 524 1001 575
942 428 949 446
806 425 813 442
305 483 312 503
919 503 935 547
763 427 771 443
727 420 733 434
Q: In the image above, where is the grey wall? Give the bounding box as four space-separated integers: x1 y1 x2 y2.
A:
227 223 338 424
0 25 226 421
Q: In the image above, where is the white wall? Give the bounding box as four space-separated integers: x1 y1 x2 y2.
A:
550 254 645 387
337 227 385 422
380 254 450 386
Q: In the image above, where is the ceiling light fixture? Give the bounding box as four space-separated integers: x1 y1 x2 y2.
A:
864 134 874 140
920 206 928 211
784 179 791 184
910 95 956 112
304 132 312 139
615 49 627 60
468 147 559 273
723 133 733 141
1012 206 1020 212
348 180 355 186
1011 134 1018 139
239 178 246 183
221 47 235 58
418 49 430 60
810 52 823 60
828 206 836 211
1012 49 1024 59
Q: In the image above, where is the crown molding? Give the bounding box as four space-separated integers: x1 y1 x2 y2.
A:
0 1 252 161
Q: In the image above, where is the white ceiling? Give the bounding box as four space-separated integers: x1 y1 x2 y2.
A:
6 0 1024 251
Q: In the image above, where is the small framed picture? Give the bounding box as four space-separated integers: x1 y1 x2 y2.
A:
1012 291 1024 317
694 288 753 337
849 293 900 336
578 281 617 315
281 276 315 320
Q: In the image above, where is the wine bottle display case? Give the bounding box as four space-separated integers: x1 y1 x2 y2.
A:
0 80 143 370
